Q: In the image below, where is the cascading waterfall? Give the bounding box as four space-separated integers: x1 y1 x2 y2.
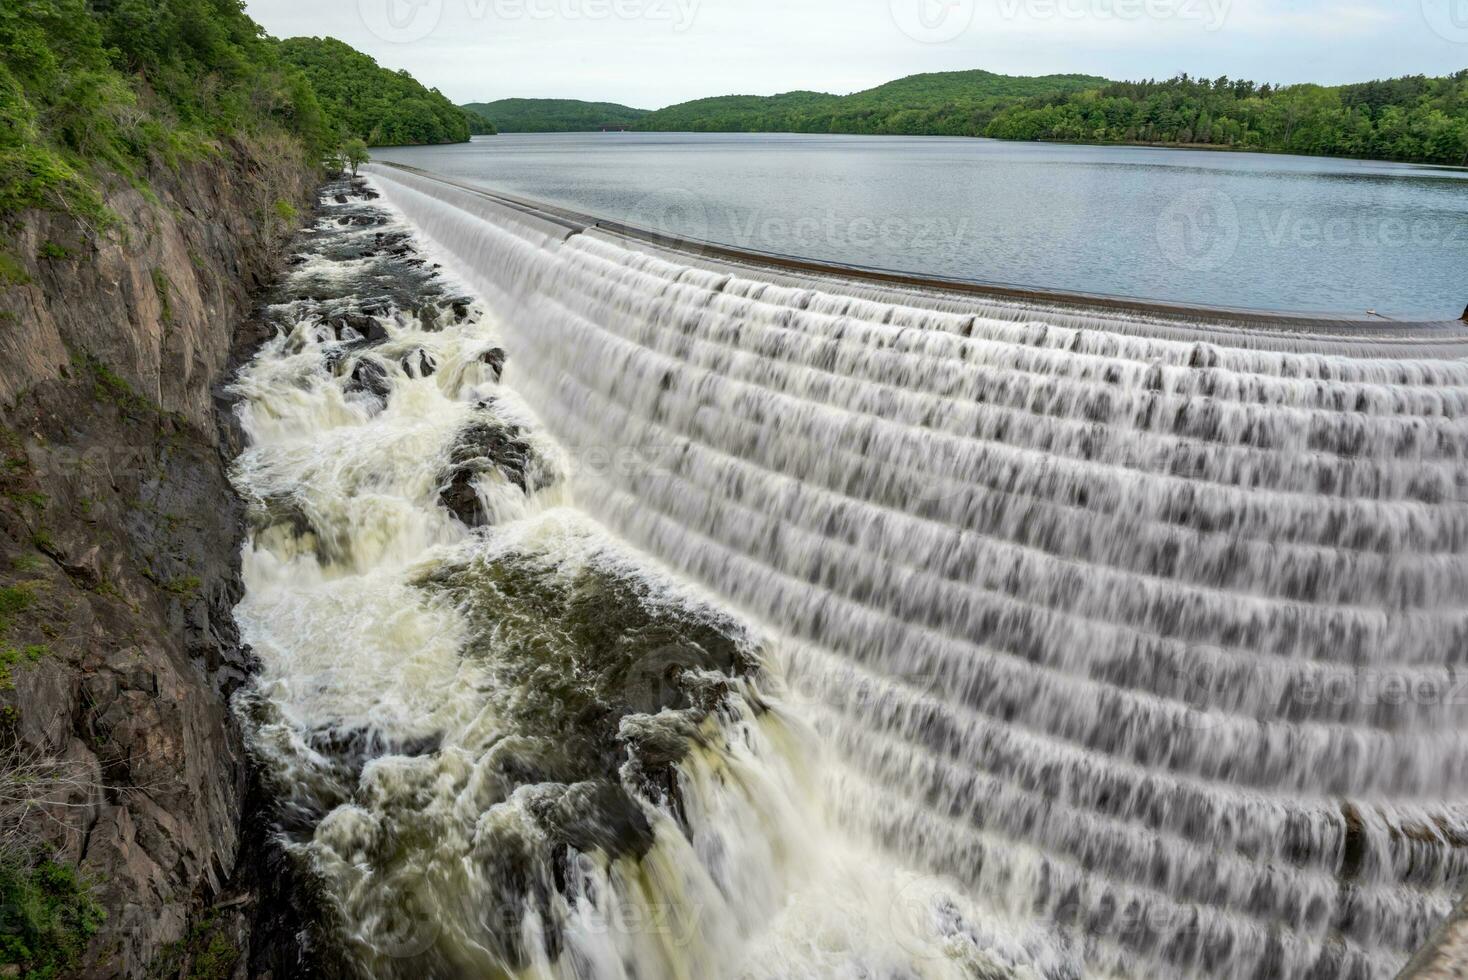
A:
230 177 1059 980
231 162 1468 980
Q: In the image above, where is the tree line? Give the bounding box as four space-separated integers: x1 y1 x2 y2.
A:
558 67 1468 166
984 72 1468 165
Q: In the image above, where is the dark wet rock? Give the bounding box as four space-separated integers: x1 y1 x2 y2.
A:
437 415 541 525
531 780 656 860
346 357 393 402
471 822 558 970
337 212 386 228
287 254 308 267
482 736 582 791
439 474 486 526
412 548 760 966
332 193 348 204
1341 802 1367 881
403 348 437 378
307 727 443 765
252 493 315 541
479 347 506 381
447 297 473 322
331 312 388 346
422 550 757 803
415 303 441 331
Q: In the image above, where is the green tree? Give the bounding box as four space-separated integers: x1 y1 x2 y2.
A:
343 137 368 175
277 37 471 147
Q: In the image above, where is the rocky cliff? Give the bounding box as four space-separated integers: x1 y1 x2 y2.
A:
0 136 317 977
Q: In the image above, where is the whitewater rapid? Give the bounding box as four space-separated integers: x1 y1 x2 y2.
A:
228 166 1468 980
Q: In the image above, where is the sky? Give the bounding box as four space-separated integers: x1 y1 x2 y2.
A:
242 0 1468 108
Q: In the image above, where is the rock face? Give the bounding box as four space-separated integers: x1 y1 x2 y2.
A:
0 140 317 977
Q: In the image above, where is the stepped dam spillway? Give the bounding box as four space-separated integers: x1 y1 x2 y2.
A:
230 163 1468 980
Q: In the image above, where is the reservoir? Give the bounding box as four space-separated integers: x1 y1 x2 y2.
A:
372 132 1468 319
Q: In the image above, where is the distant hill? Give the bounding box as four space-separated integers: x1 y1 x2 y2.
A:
631 70 1112 135
984 71 1468 165
462 71 1109 136
280 37 474 145
462 99 649 133
463 108 499 136
460 69 1468 166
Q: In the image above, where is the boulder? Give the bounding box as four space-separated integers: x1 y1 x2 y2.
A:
346 357 392 402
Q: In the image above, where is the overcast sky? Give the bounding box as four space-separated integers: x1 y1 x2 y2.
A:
242 0 1468 108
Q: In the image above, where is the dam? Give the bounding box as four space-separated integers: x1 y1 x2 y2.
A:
229 161 1468 980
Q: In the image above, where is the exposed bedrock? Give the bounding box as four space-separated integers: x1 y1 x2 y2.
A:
0 143 318 977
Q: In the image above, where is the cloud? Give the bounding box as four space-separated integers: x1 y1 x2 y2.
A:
242 0 1468 107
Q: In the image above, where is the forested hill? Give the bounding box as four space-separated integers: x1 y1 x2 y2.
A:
463 98 648 132
632 70 1110 134
985 72 1468 165
1 0 334 221
280 36 479 145
458 71 1106 134
471 68 1468 165
1 2 473 225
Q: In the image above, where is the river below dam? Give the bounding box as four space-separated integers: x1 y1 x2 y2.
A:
370 133 1468 320
224 166 1468 980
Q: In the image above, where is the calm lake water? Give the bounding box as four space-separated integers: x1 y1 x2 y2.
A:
373 132 1468 319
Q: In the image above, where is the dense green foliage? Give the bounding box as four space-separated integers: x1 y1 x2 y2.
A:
279 36 473 146
0 0 332 222
0 856 105 977
630 70 1110 134
485 68 1468 165
462 98 646 133
984 72 1468 164
0 3 473 224
463 109 499 136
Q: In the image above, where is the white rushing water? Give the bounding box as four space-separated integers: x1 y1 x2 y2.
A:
229 167 1468 980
